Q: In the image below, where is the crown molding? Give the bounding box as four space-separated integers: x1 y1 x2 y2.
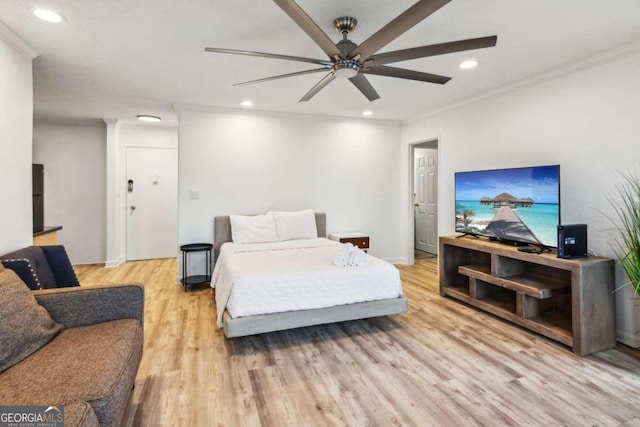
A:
0 20 39 59
405 39 640 124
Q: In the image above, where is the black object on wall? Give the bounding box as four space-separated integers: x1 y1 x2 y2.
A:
33 164 44 232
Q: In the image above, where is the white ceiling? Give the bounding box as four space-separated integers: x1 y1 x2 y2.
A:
2 0 640 126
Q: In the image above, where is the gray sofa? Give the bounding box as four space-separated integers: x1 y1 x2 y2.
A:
0 261 144 427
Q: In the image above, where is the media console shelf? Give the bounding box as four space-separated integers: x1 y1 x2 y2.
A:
439 235 615 356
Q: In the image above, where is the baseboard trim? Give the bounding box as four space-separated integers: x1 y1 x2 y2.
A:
105 257 124 268
72 261 107 266
617 329 640 348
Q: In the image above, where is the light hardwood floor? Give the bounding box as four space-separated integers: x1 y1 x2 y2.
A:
74 258 640 426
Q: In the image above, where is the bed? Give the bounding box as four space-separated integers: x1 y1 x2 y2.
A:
212 212 408 337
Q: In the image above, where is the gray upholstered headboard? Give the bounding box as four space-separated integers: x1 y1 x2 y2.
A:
213 212 327 257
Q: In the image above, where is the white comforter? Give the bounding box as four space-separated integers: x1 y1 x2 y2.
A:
211 238 402 328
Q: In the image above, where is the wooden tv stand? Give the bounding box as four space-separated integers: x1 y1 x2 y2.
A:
439 235 615 356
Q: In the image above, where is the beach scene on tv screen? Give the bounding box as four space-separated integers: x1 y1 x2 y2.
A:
455 166 560 247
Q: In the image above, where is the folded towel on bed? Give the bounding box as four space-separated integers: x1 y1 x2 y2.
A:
334 250 351 267
334 243 367 267
334 243 354 267
349 248 367 267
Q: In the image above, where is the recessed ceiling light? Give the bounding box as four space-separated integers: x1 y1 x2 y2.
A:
240 100 254 107
459 59 478 70
137 115 161 122
362 110 373 116
32 8 66 23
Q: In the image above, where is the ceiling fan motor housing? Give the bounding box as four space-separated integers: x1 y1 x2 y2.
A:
336 39 358 59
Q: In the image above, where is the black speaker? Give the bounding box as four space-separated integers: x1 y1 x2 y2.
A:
557 224 588 258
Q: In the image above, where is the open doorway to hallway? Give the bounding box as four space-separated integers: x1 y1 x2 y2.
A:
411 140 438 263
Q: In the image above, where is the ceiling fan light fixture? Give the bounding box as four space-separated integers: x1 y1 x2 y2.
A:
333 61 359 79
459 59 478 69
137 115 161 122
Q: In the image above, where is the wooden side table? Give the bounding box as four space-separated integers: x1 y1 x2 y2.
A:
180 243 212 292
328 232 370 252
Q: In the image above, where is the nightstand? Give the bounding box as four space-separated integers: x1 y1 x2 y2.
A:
328 232 370 252
179 243 212 292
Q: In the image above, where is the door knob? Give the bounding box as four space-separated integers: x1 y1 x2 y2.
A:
130 206 136 211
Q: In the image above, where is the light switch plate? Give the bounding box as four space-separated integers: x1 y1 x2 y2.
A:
190 189 200 200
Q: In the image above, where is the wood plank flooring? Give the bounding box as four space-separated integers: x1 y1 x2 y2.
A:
74 258 640 426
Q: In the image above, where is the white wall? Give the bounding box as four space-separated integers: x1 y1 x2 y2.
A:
0 31 35 255
178 109 403 263
401 47 640 346
32 123 107 264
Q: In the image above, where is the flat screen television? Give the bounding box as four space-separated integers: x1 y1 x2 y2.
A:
455 165 560 248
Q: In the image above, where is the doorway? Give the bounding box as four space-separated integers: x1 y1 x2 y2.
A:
411 140 438 263
126 147 178 261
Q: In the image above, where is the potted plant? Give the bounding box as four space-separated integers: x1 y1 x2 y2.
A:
609 170 640 296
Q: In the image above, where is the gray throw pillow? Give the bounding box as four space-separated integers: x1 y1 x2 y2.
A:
0 268 63 373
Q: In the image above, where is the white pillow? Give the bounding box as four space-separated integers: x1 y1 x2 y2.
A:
230 213 278 244
271 209 318 241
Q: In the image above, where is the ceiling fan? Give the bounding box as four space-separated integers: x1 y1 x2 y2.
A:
205 0 497 102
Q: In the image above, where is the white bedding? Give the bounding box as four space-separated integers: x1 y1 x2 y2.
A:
211 238 403 328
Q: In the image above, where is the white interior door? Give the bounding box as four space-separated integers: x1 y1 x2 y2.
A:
126 147 178 260
415 148 438 255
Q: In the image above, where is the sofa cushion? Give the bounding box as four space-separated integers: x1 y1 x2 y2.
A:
0 246 58 288
0 268 63 372
1 258 42 290
41 246 80 287
64 402 100 427
0 319 142 427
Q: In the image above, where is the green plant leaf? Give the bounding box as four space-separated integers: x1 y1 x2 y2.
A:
607 170 640 296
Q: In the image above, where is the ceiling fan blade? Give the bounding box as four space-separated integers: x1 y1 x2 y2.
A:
273 0 342 59
299 72 336 102
368 35 498 66
351 0 451 61
349 74 380 101
204 47 332 66
363 65 451 84
233 68 329 87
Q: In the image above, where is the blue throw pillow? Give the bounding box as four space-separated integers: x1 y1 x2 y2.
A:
1 259 42 290
40 246 80 287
